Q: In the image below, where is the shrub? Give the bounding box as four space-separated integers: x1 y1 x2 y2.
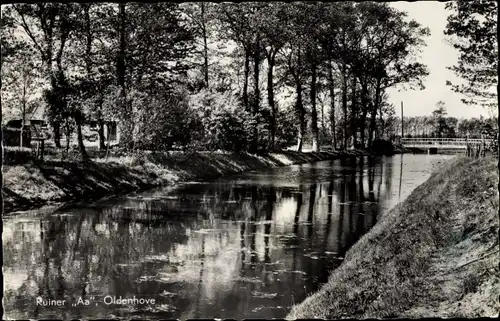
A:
117 88 203 152
190 89 255 152
370 139 395 155
275 109 299 150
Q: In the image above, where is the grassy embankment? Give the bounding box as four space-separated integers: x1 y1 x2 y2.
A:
288 156 499 319
2 149 369 214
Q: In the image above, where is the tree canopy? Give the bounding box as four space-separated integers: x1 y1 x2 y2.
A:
1 2 432 158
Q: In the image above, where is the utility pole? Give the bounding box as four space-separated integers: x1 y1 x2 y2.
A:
401 101 404 139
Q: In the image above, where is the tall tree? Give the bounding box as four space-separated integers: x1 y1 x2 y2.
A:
1 44 42 146
318 2 358 150
258 3 290 150
445 0 499 160
303 3 325 152
282 3 311 152
432 101 449 138
360 3 429 146
445 0 497 109
1 7 22 73
181 2 214 88
215 3 266 152
11 3 77 148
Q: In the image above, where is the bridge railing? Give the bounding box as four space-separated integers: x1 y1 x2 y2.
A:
400 138 493 146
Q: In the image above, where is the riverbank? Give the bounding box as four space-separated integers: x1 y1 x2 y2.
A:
287 156 499 319
2 149 370 214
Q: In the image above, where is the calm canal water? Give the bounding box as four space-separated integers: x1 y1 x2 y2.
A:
3 154 454 320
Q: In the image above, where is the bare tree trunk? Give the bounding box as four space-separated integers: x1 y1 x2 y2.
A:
321 98 325 140
243 49 250 112
98 120 106 150
328 58 337 149
118 4 126 94
294 48 305 153
65 121 71 156
295 80 305 153
267 55 276 151
105 123 111 161
341 62 348 150
251 39 261 153
359 83 369 148
54 121 62 148
350 76 358 147
20 123 24 148
20 82 27 148
311 61 319 152
74 112 89 161
117 3 130 148
360 110 368 148
201 2 209 88
368 79 381 147
84 4 92 76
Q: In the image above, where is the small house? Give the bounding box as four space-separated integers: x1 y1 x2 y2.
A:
2 118 47 147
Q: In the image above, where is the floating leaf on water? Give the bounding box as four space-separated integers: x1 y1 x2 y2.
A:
253 220 274 225
158 271 177 278
278 234 298 239
142 255 184 266
157 276 177 283
274 269 307 275
159 290 178 297
235 276 264 284
252 305 284 312
251 291 278 299
135 275 156 283
143 254 170 262
194 229 219 234
154 304 177 312
252 306 266 313
256 233 274 237
303 253 320 260
116 263 140 268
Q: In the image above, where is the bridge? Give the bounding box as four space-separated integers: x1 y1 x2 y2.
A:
400 138 493 150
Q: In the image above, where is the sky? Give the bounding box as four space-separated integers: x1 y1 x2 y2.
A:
387 1 496 119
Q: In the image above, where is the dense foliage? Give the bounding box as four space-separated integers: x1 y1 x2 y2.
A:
444 0 499 157
445 0 497 108
1 2 438 159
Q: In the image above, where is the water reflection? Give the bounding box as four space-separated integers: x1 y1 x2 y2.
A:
3 154 453 320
